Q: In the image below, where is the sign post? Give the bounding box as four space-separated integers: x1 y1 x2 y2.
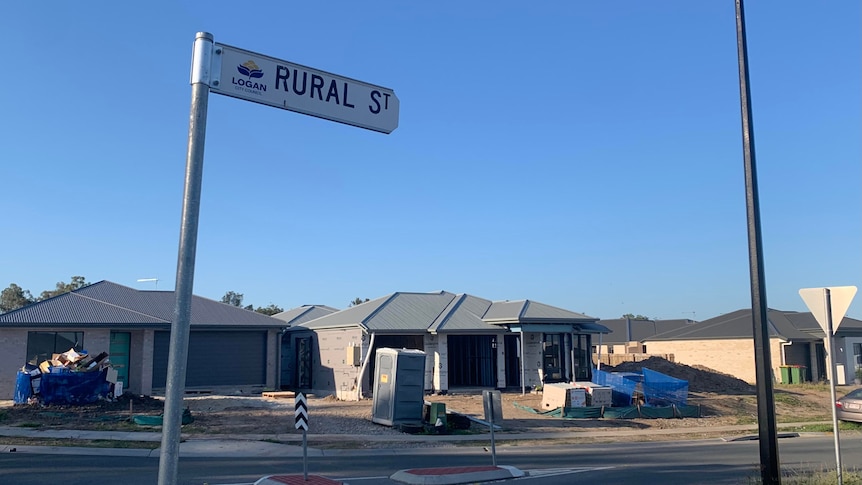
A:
483 390 502 466
800 286 857 485
158 32 397 485
158 32 214 485
295 392 309 480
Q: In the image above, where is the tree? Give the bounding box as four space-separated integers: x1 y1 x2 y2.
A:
221 291 245 307
349 297 370 307
223 291 281 314
38 276 89 301
0 283 34 313
254 304 284 316
622 313 651 320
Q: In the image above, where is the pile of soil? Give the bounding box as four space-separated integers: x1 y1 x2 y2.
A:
605 356 755 394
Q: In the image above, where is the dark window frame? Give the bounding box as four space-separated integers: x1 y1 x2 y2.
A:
26 331 84 365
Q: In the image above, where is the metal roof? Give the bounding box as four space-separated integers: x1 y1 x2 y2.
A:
272 305 339 326
483 299 596 324
643 308 862 342
298 291 457 332
297 291 604 334
598 318 697 344
0 281 286 328
429 294 505 334
646 309 760 341
782 311 862 338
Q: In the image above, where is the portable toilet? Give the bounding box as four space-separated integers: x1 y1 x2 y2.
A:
371 348 426 427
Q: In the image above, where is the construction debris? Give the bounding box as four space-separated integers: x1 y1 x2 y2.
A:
15 348 116 405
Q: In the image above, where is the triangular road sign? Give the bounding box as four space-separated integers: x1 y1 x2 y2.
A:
799 286 858 335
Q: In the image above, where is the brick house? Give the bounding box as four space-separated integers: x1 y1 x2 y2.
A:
280 290 609 400
0 281 286 399
642 308 862 384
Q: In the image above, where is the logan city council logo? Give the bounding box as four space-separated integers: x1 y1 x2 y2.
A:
232 60 267 95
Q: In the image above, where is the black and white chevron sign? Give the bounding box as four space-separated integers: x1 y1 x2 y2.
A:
295 393 308 430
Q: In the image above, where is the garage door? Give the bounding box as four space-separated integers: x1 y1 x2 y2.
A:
153 331 266 388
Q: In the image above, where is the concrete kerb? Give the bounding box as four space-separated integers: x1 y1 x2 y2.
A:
255 474 343 485
390 465 524 485
0 421 838 459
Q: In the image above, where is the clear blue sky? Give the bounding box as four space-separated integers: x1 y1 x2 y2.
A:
2 1 859 320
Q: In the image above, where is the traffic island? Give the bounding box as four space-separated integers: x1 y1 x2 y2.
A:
390 465 524 485
255 475 342 485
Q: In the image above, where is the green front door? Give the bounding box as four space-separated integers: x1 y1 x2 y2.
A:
109 332 131 390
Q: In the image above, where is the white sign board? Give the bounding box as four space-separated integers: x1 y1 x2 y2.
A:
799 286 857 335
210 43 399 134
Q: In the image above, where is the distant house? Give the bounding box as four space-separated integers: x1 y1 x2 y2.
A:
281 291 608 400
595 318 696 355
642 309 862 384
0 281 286 399
271 304 339 388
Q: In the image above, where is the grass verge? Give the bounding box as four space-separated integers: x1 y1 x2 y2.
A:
0 436 159 449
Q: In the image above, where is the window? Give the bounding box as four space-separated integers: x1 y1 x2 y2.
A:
26 332 84 365
573 334 591 381
542 333 564 382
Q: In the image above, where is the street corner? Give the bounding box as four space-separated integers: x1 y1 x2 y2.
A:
390 465 524 485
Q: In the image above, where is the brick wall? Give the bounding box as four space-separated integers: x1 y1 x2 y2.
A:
0 329 28 399
643 338 784 384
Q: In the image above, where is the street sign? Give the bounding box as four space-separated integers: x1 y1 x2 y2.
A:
210 43 399 134
799 286 858 335
295 393 308 430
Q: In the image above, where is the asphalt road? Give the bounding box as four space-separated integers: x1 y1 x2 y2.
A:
1 435 860 484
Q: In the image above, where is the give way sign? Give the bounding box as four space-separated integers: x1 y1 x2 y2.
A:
799 286 858 335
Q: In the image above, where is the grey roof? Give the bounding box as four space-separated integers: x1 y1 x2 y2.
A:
0 281 286 329
296 291 456 332
272 305 339 326
296 291 604 335
783 311 862 338
598 318 697 344
644 308 862 342
483 300 596 324
429 294 506 334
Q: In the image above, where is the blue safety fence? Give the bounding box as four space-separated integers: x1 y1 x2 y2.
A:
592 369 640 406
642 368 688 407
512 401 701 419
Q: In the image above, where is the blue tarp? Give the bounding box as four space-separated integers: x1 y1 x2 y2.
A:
593 369 640 406
13 372 32 404
39 369 110 405
642 368 688 407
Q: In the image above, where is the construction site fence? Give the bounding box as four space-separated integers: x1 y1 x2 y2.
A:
592 367 689 407
514 401 701 419
642 368 688 407
592 368 638 407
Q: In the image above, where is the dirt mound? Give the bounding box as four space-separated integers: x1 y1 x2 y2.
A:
605 356 755 394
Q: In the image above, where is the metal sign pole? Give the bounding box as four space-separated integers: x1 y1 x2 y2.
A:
303 428 308 480
489 405 496 466
158 31 213 485
734 2 780 483
825 289 844 485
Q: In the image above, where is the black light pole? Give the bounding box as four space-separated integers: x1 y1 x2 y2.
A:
734 1 780 483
